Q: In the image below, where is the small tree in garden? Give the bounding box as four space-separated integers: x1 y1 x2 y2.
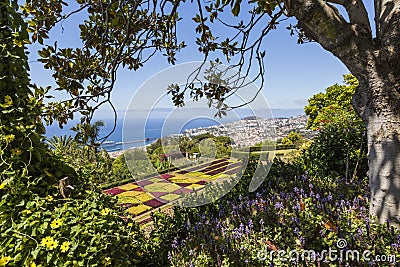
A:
281 131 305 148
303 75 368 180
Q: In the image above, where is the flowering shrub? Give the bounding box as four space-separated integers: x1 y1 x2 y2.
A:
0 3 146 266
1 182 147 266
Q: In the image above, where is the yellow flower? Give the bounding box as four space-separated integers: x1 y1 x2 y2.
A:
100 208 110 216
45 195 53 202
41 236 53 246
5 135 15 143
10 148 22 156
3 95 12 107
30 261 36 267
127 222 133 227
41 236 59 250
60 241 70 253
46 239 58 250
0 183 7 190
0 255 11 266
22 209 32 215
50 218 63 229
102 257 111 266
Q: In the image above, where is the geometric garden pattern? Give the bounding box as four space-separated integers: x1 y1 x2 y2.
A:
104 158 242 222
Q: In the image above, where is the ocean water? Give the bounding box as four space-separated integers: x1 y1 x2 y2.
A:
45 116 231 151
45 108 304 151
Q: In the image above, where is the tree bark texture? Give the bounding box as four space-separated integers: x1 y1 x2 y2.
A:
285 0 400 225
364 70 400 225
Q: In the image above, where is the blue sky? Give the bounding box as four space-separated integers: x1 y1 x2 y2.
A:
28 1 375 113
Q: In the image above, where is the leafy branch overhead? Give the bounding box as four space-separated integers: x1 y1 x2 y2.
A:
24 0 187 133
22 0 290 127
23 0 400 124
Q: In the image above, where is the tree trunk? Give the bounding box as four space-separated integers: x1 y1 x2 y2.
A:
285 0 400 225
368 113 400 226
357 71 400 226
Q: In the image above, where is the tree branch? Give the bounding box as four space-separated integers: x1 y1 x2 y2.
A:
326 0 344 4
374 0 398 39
284 0 373 76
374 1 400 66
327 0 371 36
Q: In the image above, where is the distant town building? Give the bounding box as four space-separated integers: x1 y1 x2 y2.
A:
183 115 316 147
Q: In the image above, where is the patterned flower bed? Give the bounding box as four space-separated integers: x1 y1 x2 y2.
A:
127 204 152 216
209 158 228 165
103 187 125 195
201 162 229 173
104 158 243 219
209 173 230 180
224 166 242 175
117 196 141 205
117 183 139 191
159 173 175 179
175 159 228 174
168 177 203 184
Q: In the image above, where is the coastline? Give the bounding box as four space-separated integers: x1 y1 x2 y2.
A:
108 150 126 158
106 114 311 158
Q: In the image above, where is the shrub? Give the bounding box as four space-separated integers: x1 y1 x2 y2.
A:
0 3 145 266
301 120 368 180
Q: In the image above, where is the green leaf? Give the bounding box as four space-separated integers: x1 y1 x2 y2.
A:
232 0 240 16
47 252 53 263
31 248 40 259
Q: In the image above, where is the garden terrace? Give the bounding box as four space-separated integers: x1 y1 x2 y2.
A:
104 158 242 220
176 158 229 174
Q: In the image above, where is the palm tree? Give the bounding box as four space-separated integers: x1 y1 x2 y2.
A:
71 120 105 151
47 135 75 154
